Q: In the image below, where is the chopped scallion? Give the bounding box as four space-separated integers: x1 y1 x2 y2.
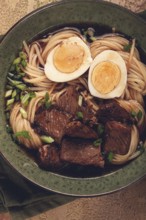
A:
29 92 36 99
15 83 26 90
12 89 17 98
41 135 54 144
44 92 52 109
5 90 12 98
7 77 22 86
123 43 132 52
97 124 104 135
15 130 31 139
76 111 83 119
19 72 26 77
107 152 114 162
21 59 27 67
13 57 21 65
90 36 96 41
21 93 31 105
20 107 27 119
20 92 36 106
137 110 143 120
19 52 27 60
45 101 52 109
78 95 83 107
131 110 137 117
6 98 14 106
45 92 49 102
15 64 21 73
93 138 102 147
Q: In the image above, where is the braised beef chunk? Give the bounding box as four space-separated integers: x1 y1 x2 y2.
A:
65 121 98 139
38 144 63 170
56 86 79 115
60 138 104 168
97 100 131 123
79 104 97 126
104 121 131 155
55 85 97 126
34 86 136 175
34 107 71 143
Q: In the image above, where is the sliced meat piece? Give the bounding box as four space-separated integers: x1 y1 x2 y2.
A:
97 100 131 123
104 121 132 155
60 138 104 168
56 86 79 115
65 121 98 139
56 86 97 126
38 144 63 170
80 104 97 126
34 107 71 143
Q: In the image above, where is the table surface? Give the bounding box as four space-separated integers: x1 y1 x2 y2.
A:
1 0 146 220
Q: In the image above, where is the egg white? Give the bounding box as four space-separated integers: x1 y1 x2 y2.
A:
44 36 93 82
88 50 127 99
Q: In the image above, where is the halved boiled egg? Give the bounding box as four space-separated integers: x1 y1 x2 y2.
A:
88 50 127 99
44 36 92 82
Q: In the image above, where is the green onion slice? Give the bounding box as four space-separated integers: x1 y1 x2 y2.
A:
107 152 114 162
6 98 14 106
78 95 83 107
76 111 83 119
93 138 102 147
5 90 12 98
15 130 31 139
137 110 143 120
20 107 27 119
41 136 55 144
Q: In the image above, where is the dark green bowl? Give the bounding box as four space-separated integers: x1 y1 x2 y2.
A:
0 0 146 196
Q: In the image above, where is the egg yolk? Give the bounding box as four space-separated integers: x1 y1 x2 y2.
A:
91 61 121 94
53 42 85 73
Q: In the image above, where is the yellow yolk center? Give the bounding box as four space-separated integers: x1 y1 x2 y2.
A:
53 42 85 73
91 61 121 94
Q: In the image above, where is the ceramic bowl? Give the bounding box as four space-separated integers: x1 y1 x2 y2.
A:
0 0 146 196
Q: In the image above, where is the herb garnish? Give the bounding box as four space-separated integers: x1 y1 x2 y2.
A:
131 110 143 121
107 152 114 162
131 110 137 117
44 92 52 109
76 111 83 120
14 130 31 139
123 43 132 52
78 95 83 107
97 124 104 135
20 107 27 119
137 110 143 120
41 135 54 144
21 91 36 106
5 51 28 111
93 138 102 147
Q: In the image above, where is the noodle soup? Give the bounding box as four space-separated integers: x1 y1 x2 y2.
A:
5 25 146 177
